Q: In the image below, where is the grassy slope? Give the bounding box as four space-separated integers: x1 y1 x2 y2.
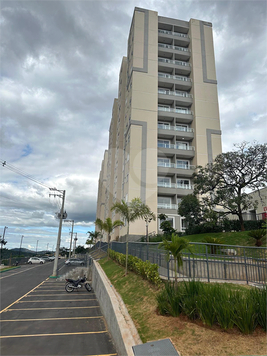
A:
183 231 267 247
99 258 267 356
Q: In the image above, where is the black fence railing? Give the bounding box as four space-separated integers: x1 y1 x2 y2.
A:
110 241 267 285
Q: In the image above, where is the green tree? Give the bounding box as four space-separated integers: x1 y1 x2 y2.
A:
111 197 155 274
75 245 87 254
193 142 267 231
159 233 193 287
95 217 124 258
95 218 105 249
178 194 202 229
158 213 176 236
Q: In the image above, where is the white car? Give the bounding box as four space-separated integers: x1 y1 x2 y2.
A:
28 257 46 264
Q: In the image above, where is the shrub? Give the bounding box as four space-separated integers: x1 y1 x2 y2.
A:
157 281 266 334
108 249 161 286
248 229 266 246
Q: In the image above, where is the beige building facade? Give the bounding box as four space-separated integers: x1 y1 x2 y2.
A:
96 7 222 241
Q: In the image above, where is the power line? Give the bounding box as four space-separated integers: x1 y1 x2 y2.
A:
1 160 54 190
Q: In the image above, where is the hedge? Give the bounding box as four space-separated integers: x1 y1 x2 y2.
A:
108 249 161 287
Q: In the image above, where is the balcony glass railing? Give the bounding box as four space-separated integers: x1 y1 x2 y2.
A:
158 57 191 67
158 73 192 82
158 29 190 39
158 203 179 210
158 182 193 189
157 162 195 170
158 124 194 132
158 43 190 52
158 106 193 115
157 143 195 150
158 89 193 98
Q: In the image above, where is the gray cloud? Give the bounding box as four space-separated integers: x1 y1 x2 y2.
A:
1 0 266 249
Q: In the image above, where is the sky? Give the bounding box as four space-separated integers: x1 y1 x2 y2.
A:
1 0 266 252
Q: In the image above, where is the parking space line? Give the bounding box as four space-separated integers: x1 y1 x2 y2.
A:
1 316 104 322
18 299 97 302
6 306 100 310
0 278 49 313
0 331 108 338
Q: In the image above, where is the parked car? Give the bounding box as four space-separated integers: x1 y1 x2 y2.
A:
28 257 46 264
65 258 85 266
40 256 52 262
48 256 55 261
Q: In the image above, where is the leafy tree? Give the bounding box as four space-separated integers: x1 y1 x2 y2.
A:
193 142 267 231
159 233 193 287
158 213 176 236
178 194 202 229
75 245 87 254
111 197 155 274
95 217 124 258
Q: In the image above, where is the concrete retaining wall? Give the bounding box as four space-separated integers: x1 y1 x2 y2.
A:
91 260 142 356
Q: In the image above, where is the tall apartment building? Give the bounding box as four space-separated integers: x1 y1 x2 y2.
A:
96 7 222 241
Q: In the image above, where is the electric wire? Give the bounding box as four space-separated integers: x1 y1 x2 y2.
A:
1 160 54 190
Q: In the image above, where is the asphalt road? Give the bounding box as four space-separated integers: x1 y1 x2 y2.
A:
0 261 118 356
0 259 66 311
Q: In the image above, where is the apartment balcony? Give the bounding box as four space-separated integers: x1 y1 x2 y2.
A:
158 58 191 75
158 29 190 47
158 89 193 107
157 162 195 177
157 203 179 215
158 43 191 61
158 143 195 159
158 106 194 124
158 124 194 141
158 182 194 196
158 73 192 91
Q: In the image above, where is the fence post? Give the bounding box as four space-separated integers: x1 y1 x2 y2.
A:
205 245 210 283
243 248 249 285
167 260 169 281
188 254 191 278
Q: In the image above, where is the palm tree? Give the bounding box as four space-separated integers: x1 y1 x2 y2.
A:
96 218 124 258
159 233 193 287
86 231 101 247
95 218 105 249
111 197 155 274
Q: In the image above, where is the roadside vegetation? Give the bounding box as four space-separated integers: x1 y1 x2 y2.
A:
99 257 267 356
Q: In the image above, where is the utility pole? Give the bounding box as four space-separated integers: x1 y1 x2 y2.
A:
19 235 24 257
36 240 39 253
73 233 77 257
64 219 74 259
50 189 66 277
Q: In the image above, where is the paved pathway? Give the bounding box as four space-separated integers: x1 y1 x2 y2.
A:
0 278 117 356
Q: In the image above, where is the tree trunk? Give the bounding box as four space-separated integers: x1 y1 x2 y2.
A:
125 223 129 275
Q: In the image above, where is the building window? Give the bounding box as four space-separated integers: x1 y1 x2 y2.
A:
159 216 175 230
181 217 187 231
176 124 188 131
177 179 190 189
176 160 189 169
158 177 171 187
176 141 188 150
158 158 171 167
158 122 170 129
158 139 170 148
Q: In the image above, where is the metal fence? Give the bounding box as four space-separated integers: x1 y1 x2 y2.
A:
110 241 267 285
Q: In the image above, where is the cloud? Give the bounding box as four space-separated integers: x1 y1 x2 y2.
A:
1 0 266 248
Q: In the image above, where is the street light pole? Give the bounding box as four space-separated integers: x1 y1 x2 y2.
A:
36 240 39 254
73 233 77 257
64 219 74 259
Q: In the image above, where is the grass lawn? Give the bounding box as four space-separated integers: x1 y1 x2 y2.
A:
183 231 267 247
99 257 267 356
